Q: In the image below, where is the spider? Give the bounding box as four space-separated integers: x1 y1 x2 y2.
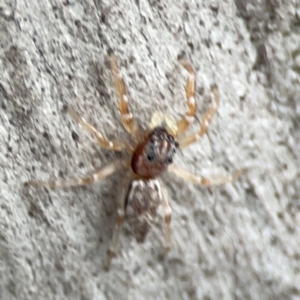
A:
27 55 243 270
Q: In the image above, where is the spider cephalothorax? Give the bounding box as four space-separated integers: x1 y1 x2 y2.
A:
131 127 179 179
28 54 243 270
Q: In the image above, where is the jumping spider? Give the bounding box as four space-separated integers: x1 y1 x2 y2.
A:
27 55 243 270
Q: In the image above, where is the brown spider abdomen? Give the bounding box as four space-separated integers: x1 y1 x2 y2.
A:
131 127 179 179
125 179 162 242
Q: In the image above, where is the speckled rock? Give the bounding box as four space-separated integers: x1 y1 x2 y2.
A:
0 0 299 299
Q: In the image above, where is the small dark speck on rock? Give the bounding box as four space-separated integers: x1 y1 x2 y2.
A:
100 13 106 23
72 131 79 141
74 20 81 27
42 131 49 139
62 105 68 113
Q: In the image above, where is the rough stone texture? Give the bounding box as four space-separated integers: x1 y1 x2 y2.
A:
0 0 299 299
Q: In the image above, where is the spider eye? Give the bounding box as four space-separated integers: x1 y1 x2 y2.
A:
174 141 179 148
166 156 173 164
147 153 155 161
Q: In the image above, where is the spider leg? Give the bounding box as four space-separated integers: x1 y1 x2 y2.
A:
105 208 124 271
67 107 126 151
168 164 245 186
105 173 131 270
161 185 172 255
176 60 197 136
27 160 128 189
110 55 139 139
178 85 220 149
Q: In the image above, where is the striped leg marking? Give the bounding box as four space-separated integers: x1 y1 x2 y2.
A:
169 164 246 186
105 174 131 270
67 107 124 151
27 160 128 189
179 85 220 149
176 60 197 136
111 55 138 137
161 186 172 255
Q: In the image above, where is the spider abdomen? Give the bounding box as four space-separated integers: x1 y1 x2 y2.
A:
125 179 162 242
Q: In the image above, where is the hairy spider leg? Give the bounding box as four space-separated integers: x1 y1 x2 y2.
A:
176 60 197 136
161 185 172 254
27 160 128 189
111 55 139 139
168 164 246 186
67 107 125 151
105 173 131 270
178 85 220 148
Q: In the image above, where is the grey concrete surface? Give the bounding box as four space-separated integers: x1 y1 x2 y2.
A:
0 0 299 299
